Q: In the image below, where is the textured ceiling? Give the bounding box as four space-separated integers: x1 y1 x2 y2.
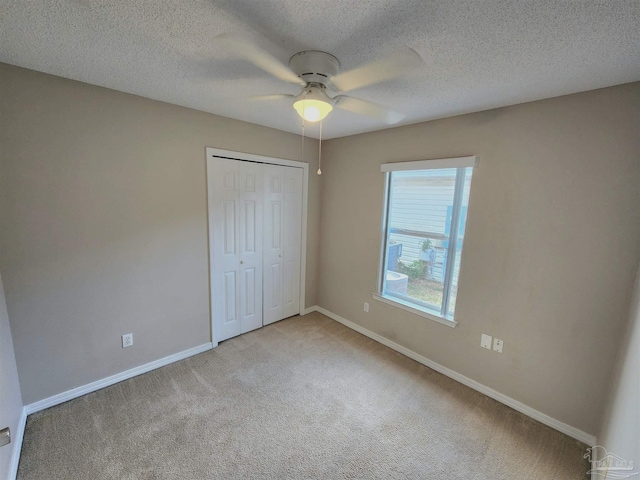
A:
1 0 639 139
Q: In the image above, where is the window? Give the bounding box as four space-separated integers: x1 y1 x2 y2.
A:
376 157 476 325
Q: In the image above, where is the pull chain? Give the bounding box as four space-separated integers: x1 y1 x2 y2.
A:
301 117 305 162
317 120 322 175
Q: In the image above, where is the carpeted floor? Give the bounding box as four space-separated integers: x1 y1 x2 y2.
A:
18 312 589 479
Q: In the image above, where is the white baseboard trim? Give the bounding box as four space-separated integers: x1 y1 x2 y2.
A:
8 407 27 480
314 305 597 446
24 342 214 415
301 306 318 315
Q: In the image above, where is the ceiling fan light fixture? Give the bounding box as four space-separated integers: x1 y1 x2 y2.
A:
294 99 333 122
293 86 333 122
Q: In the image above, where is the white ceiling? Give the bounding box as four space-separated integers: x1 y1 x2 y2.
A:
1 0 639 139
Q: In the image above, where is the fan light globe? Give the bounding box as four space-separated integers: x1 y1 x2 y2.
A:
293 98 332 122
293 86 334 123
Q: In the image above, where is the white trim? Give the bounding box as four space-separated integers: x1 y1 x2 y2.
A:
299 162 309 322
24 343 213 415
206 147 308 170
8 407 27 480
313 305 597 446
371 293 457 328
301 306 318 315
377 172 391 294
381 155 478 172
205 147 309 343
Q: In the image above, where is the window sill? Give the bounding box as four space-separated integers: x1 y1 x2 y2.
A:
371 293 457 328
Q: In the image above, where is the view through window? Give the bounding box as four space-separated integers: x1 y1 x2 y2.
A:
381 165 473 321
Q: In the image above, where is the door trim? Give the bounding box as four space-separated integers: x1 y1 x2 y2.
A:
205 147 309 344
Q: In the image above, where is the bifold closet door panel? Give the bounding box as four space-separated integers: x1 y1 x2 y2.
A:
210 158 242 342
263 164 303 325
263 164 284 326
210 158 263 342
282 167 303 319
238 161 263 335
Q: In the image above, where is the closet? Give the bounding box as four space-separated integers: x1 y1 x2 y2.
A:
208 154 304 343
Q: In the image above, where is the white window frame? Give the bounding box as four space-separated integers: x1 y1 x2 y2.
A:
373 156 478 328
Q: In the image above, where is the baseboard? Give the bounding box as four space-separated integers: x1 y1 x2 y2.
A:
8 407 27 480
18 308 597 448
25 342 214 415
301 306 319 315
314 305 597 446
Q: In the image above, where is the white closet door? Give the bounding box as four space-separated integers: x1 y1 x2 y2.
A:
209 156 303 339
263 164 302 325
209 158 263 342
210 158 241 342
263 164 284 325
238 161 263 334
282 167 303 319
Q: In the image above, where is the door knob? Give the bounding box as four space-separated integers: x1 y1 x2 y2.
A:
278 254 282 258
240 260 244 264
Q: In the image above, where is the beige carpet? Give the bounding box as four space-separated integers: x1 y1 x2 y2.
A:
18 312 589 479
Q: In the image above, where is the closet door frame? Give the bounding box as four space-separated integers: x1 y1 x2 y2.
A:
206 147 309 346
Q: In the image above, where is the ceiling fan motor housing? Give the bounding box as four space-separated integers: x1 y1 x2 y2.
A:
289 51 340 88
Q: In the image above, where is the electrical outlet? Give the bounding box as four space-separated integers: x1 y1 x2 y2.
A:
493 338 503 353
122 333 133 348
364 302 369 313
480 334 492 350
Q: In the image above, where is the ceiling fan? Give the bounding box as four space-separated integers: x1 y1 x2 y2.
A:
220 34 424 125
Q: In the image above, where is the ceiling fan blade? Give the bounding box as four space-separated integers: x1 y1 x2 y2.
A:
334 96 405 124
248 94 295 101
218 34 305 87
331 47 423 92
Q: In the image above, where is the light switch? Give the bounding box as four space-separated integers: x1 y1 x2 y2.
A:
481 334 492 350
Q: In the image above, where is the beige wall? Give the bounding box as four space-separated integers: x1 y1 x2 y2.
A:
0 273 23 477
1 58 638 440
0 63 320 405
598 262 639 468
318 83 640 437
